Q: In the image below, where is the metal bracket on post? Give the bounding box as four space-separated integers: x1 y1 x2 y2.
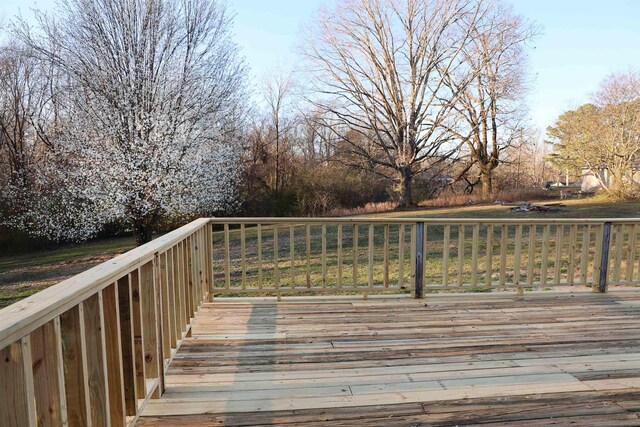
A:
598 222 612 293
415 222 424 299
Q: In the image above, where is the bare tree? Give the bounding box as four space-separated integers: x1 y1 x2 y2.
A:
14 0 247 243
0 41 55 187
263 70 295 203
441 0 536 195
303 0 484 207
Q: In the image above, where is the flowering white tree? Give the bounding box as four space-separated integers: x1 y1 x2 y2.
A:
11 0 246 244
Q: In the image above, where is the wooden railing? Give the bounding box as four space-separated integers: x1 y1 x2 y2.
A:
1 217 639 426
211 218 640 297
0 218 212 426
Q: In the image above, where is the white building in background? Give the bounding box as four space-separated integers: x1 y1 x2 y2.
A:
581 163 640 193
580 168 609 193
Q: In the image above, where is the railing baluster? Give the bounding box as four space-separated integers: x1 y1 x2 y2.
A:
415 222 425 299
273 224 279 293
30 320 66 426
580 225 590 285
423 225 428 287
167 249 178 348
0 338 36 427
485 224 493 287
568 224 577 285
117 276 137 416
241 224 246 289
471 224 479 286
527 224 535 286
130 269 146 398
305 224 311 288
554 225 564 284
290 225 296 288
82 294 110 424
383 224 389 288
626 224 637 283
541 225 550 286
443 224 450 287
410 224 416 291
398 224 404 288
613 224 624 284
593 224 604 290
499 224 507 289
223 224 230 290
337 224 343 288
369 224 375 289
103 283 126 425
456 225 464 286
206 225 214 297
353 224 359 286
322 224 327 288
258 224 263 290
514 225 523 294
159 253 171 361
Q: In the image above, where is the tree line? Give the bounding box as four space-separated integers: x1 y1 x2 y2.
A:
0 0 609 249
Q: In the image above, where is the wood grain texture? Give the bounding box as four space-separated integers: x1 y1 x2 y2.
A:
0 339 36 426
30 320 67 426
139 290 640 425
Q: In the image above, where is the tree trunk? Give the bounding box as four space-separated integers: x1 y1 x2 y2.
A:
397 166 414 208
134 221 153 246
480 171 493 196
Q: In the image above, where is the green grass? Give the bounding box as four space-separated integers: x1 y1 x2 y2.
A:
0 236 135 308
368 197 640 220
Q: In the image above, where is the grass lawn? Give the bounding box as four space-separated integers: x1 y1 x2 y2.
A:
0 236 136 308
1 197 639 307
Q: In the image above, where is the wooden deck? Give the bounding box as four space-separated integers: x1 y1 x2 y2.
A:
138 290 640 426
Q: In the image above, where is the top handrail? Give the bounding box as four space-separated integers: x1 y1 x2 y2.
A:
209 217 640 224
0 217 210 350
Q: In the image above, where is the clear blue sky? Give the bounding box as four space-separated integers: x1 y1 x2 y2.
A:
2 0 640 132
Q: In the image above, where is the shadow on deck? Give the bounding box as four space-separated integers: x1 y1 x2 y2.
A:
138 290 640 426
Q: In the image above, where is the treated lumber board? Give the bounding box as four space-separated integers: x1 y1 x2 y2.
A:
117 275 138 416
0 339 36 427
59 305 90 426
83 294 110 426
138 402 427 426
30 320 67 426
141 379 593 415
163 385 352 401
103 283 126 425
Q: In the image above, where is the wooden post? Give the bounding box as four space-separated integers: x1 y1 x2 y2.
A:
598 222 612 293
415 222 424 299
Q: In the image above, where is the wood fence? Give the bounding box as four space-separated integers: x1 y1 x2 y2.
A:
0 218 211 426
0 217 639 426
211 218 640 297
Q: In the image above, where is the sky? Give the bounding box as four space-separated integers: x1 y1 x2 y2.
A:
2 0 640 133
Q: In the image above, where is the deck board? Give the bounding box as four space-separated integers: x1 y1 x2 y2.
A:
138 290 640 425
